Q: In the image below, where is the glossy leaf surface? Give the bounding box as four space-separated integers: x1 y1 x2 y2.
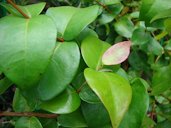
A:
119 78 149 128
46 5 99 40
0 15 56 89
15 117 43 128
81 36 110 70
40 86 81 114
0 2 46 18
84 68 132 128
38 42 80 100
102 41 131 65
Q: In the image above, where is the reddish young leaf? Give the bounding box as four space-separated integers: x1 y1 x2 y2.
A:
102 41 131 65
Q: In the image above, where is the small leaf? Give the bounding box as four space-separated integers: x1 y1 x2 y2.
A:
40 86 81 114
46 5 100 40
58 108 87 128
164 18 171 32
13 88 34 112
15 117 43 128
0 2 46 18
102 41 131 65
37 42 80 101
0 77 13 94
81 102 111 127
119 78 149 128
114 16 134 38
81 36 110 70
84 68 132 128
0 15 57 89
152 64 171 95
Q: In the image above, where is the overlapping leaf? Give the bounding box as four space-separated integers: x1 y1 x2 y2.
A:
37 42 80 100
84 68 132 128
0 15 57 89
46 5 100 40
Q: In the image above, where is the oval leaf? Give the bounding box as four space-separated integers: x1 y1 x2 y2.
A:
40 86 81 114
102 41 131 65
46 5 100 40
84 68 132 128
81 36 110 70
0 2 46 18
15 117 43 128
37 42 80 100
0 16 57 89
119 78 149 128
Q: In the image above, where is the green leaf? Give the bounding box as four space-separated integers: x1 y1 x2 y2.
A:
164 18 171 32
114 16 134 38
0 77 13 94
152 64 171 95
84 68 132 128
99 0 121 5
0 2 46 18
15 117 43 128
151 8 171 23
131 28 151 46
13 88 34 112
37 42 80 101
58 108 87 127
119 78 149 128
140 0 171 26
102 41 131 65
40 86 81 114
46 5 100 40
81 36 110 70
0 15 57 89
39 119 58 128
81 102 111 127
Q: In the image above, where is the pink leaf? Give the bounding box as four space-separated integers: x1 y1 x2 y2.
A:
102 41 131 65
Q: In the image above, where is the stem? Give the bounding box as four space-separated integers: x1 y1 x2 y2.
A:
7 0 30 19
95 0 112 14
0 112 58 118
57 37 65 42
76 81 87 93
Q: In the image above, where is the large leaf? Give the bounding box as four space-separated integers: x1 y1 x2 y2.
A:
102 41 131 65
0 2 46 18
81 36 110 70
0 77 13 94
84 68 132 128
140 0 171 26
58 108 87 128
46 5 100 40
40 86 81 114
152 64 171 95
15 117 43 128
0 15 57 89
37 42 80 101
119 78 149 128
13 88 34 112
81 102 111 127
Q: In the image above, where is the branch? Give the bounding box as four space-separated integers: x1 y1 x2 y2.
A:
0 112 58 118
7 0 30 19
95 0 112 14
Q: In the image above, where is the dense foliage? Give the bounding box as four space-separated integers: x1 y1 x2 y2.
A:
0 0 171 128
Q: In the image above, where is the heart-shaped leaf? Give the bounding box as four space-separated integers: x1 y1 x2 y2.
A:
0 2 46 18
15 117 43 128
0 77 13 94
119 78 149 128
0 16 57 89
84 68 132 128
37 42 80 101
46 5 100 40
40 86 81 114
102 41 131 65
81 36 110 70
